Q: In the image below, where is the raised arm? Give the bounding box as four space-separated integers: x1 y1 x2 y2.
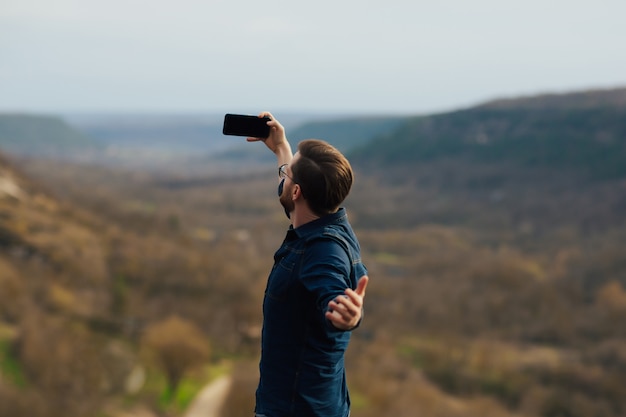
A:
246 111 293 173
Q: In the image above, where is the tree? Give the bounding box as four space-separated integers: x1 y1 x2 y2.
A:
142 315 210 395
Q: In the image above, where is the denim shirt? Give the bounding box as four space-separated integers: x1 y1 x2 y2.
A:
255 208 367 417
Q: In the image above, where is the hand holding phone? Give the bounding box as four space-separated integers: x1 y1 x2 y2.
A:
239 111 293 165
222 114 271 138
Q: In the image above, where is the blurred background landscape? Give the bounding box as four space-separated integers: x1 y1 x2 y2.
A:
1 86 626 417
3 0 626 415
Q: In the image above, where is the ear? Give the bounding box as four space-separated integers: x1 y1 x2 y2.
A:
292 183 303 201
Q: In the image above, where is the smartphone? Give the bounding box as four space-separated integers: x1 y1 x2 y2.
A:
222 114 271 138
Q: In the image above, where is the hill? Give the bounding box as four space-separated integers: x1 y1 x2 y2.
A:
350 87 626 180
287 115 406 152
0 151 137 414
478 86 626 110
0 151 271 416
0 114 99 157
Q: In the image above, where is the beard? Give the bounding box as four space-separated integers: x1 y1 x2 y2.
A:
279 182 295 219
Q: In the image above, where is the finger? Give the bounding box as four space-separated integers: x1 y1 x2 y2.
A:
343 288 362 308
326 307 354 326
267 119 283 133
259 112 282 130
326 307 359 331
330 298 358 318
325 310 347 327
342 276 369 305
355 275 369 297
330 300 352 317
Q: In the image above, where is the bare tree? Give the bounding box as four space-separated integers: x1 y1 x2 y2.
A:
142 315 210 395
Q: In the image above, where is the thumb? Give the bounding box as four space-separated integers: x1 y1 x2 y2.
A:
355 275 369 297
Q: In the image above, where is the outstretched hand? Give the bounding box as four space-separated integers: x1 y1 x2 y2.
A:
326 275 369 331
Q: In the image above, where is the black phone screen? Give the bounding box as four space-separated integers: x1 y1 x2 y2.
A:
222 114 270 138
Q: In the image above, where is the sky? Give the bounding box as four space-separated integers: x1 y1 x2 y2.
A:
1 0 626 116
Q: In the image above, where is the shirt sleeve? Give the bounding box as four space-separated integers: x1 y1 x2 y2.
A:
298 236 353 315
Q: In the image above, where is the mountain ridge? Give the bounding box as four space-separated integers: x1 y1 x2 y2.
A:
477 86 626 110
0 114 99 157
349 86 626 180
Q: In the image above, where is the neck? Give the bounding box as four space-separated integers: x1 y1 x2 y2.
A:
291 208 320 229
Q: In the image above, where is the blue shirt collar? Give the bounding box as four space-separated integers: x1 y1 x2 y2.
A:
289 208 347 239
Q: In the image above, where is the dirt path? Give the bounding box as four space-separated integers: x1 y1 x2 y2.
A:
184 375 233 417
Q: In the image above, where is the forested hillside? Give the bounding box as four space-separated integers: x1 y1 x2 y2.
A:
0 152 272 416
350 87 626 180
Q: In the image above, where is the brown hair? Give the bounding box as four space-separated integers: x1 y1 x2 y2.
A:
291 139 354 216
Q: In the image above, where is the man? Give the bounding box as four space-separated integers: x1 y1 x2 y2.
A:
247 112 369 417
